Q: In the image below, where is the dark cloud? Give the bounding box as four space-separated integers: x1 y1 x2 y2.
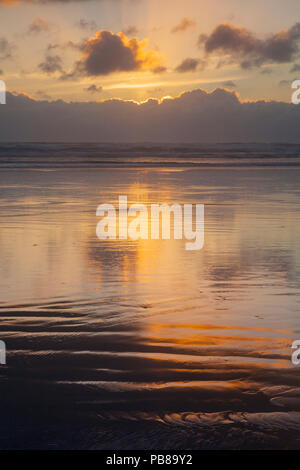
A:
175 58 205 73
171 17 196 34
76 18 97 31
221 80 237 88
38 55 63 74
279 79 292 87
85 84 103 93
199 22 300 68
73 30 164 76
27 17 50 34
2 88 300 143
0 37 14 60
261 68 273 75
290 63 300 73
152 65 167 74
122 26 139 36
47 40 81 51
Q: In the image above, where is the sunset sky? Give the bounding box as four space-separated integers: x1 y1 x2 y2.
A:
1 0 300 104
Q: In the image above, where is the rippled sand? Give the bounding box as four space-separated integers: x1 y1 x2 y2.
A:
0 154 300 449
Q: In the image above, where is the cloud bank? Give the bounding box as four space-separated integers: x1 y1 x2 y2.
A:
1 88 300 142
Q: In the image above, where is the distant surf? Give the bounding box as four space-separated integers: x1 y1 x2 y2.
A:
0 142 300 168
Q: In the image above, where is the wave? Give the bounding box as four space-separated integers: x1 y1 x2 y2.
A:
0 142 300 168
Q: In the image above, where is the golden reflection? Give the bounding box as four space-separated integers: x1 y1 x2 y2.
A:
0 168 299 382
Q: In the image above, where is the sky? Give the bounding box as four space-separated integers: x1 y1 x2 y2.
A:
1 0 300 104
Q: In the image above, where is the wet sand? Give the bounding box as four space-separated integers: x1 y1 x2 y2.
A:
0 153 300 449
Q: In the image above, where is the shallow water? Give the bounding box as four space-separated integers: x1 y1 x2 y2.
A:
0 146 300 449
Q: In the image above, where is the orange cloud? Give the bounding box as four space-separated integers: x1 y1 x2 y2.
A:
76 30 165 76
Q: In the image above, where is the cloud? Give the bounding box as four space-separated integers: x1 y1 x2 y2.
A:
122 26 139 36
199 22 300 68
47 40 81 51
175 58 205 73
171 17 196 34
152 65 167 74
290 63 300 73
73 30 164 77
76 18 97 31
85 84 103 93
0 37 14 60
2 88 300 143
38 54 63 74
27 17 50 34
279 79 291 87
221 80 237 88
260 68 273 75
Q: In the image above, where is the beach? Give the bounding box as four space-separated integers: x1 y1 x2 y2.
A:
0 144 300 449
